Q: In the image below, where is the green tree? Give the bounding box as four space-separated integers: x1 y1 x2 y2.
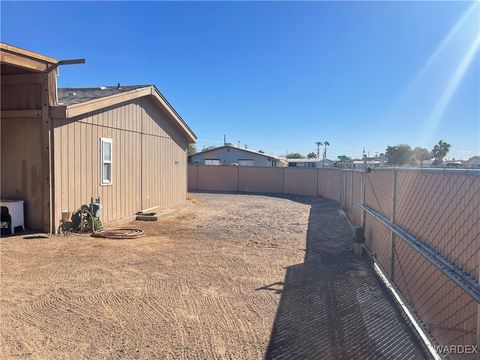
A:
413 147 431 166
432 140 451 166
385 144 414 166
307 152 317 159
286 152 305 159
188 144 197 155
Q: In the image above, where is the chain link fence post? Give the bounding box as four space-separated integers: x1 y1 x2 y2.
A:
390 169 397 281
361 171 366 228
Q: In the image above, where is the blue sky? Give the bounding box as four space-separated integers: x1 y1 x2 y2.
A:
2 1 479 160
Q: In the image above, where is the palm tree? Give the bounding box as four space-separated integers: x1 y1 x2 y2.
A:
323 141 330 160
432 140 451 166
315 141 323 159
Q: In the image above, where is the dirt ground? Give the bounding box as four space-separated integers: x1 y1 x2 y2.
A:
0 193 425 359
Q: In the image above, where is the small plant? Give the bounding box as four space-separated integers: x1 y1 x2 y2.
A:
186 195 198 204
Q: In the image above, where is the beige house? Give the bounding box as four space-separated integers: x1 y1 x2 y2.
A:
1 43 196 233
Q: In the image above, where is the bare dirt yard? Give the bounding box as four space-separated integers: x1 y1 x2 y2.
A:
1 193 426 359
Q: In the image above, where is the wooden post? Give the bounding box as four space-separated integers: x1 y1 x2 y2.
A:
41 71 55 233
390 170 397 280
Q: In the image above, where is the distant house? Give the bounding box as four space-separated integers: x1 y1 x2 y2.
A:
287 159 335 168
343 157 382 170
465 156 480 168
189 144 287 167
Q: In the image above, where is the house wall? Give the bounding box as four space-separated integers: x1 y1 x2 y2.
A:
0 72 51 230
190 147 280 167
288 160 335 168
52 96 188 229
1 117 44 229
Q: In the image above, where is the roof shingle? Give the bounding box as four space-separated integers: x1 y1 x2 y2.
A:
57 85 150 106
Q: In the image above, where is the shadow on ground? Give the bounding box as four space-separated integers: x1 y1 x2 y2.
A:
260 196 428 360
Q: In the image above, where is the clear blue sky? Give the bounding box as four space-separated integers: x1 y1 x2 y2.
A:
2 1 479 160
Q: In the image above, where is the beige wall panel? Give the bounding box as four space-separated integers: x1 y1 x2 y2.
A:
53 98 187 228
238 167 283 193
317 169 341 202
188 165 198 191
197 166 238 192
1 118 43 229
283 168 317 196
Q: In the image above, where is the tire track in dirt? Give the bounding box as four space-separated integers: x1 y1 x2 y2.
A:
1 193 313 359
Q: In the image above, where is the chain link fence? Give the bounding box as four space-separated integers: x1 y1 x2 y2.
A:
188 164 479 358
343 168 479 360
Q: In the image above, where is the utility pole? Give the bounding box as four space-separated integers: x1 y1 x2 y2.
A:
315 141 323 160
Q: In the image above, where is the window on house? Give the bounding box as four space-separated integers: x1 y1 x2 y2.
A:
238 159 254 167
205 159 221 166
101 138 112 185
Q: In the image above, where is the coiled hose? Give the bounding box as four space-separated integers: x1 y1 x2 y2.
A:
81 209 145 239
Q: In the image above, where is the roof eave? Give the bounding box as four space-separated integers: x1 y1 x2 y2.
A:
0 42 59 72
51 86 197 143
190 145 281 160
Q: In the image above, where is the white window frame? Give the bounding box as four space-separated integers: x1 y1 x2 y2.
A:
100 137 113 186
205 159 221 166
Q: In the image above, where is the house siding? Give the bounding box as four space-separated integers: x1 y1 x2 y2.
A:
1 117 44 229
52 96 188 229
1 72 50 231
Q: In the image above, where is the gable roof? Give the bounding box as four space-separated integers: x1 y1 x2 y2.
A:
190 145 285 161
52 85 196 143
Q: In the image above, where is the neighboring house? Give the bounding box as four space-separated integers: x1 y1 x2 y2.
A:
189 144 287 167
1 43 196 232
465 156 480 169
343 157 382 170
288 159 335 168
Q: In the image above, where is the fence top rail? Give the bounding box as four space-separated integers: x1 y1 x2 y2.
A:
368 167 480 175
188 164 342 171
188 164 480 176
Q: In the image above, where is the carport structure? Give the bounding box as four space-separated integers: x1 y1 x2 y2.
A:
1 43 60 232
